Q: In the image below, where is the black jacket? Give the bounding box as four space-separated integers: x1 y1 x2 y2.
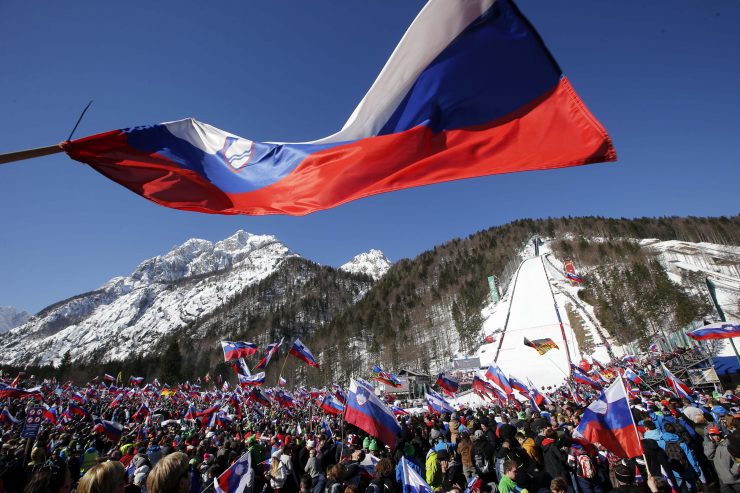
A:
542 439 570 483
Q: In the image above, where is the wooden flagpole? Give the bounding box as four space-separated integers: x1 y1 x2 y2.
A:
0 100 93 165
0 144 64 165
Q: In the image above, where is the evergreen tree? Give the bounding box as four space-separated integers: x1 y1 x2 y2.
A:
160 340 182 384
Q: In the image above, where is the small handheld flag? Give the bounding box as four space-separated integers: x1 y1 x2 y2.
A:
484 362 513 394
372 366 402 388
523 337 559 355
238 372 266 387
254 338 283 371
435 373 460 395
426 390 455 415
289 339 320 368
221 341 259 362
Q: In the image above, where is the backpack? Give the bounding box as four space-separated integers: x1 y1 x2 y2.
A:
576 454 596 479
664 441 691 474
474 449 491 474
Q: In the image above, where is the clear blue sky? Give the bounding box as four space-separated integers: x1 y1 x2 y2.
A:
1 1 738 314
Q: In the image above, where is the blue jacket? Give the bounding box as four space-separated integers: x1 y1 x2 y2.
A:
644 429 665 448
662 432 702 479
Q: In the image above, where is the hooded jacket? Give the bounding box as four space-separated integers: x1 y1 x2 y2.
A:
713 440 740 486
661 432 701 478
542 438 569 482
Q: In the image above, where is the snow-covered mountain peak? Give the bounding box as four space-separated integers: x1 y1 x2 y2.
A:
340 249 392 280
0 306 31 334
0 230 297 366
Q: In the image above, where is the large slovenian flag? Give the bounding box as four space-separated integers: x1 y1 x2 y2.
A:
289 339 320 368
249 388 272 408
43 405 59 425
214 451 252 493
93 416 124 442
687 322 740 341
576 377 642 458
484 362 513 394
62 0 615 217
221 341 259 362
345 379 402 449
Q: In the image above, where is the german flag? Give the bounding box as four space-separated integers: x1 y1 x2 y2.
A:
523 337 559 355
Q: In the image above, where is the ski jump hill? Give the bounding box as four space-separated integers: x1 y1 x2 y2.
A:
476 240 612 391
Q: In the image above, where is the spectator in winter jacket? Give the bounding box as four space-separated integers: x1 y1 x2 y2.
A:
498 460 528 493
541 429 569 484
479 418 499 450
640 439 673 484
712 436 740 493
457 431 475 479
499 416 517 445
366 458 396 493
569 445 603 493
704 425 723 460
425 448 443 489
439 449 466 492
659 423 701 485
472 430 496 485
517 433 542 465
269 449 290 493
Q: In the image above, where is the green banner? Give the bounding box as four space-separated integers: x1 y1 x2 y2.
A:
706 278 726 322
487 275 500 304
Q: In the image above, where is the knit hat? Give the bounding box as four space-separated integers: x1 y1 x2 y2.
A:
404 442 415 457
708 425 721 435
614 464 634 484
474 430 484 440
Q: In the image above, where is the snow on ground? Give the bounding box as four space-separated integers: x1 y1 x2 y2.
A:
478 240 582 389
477 236 740 386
